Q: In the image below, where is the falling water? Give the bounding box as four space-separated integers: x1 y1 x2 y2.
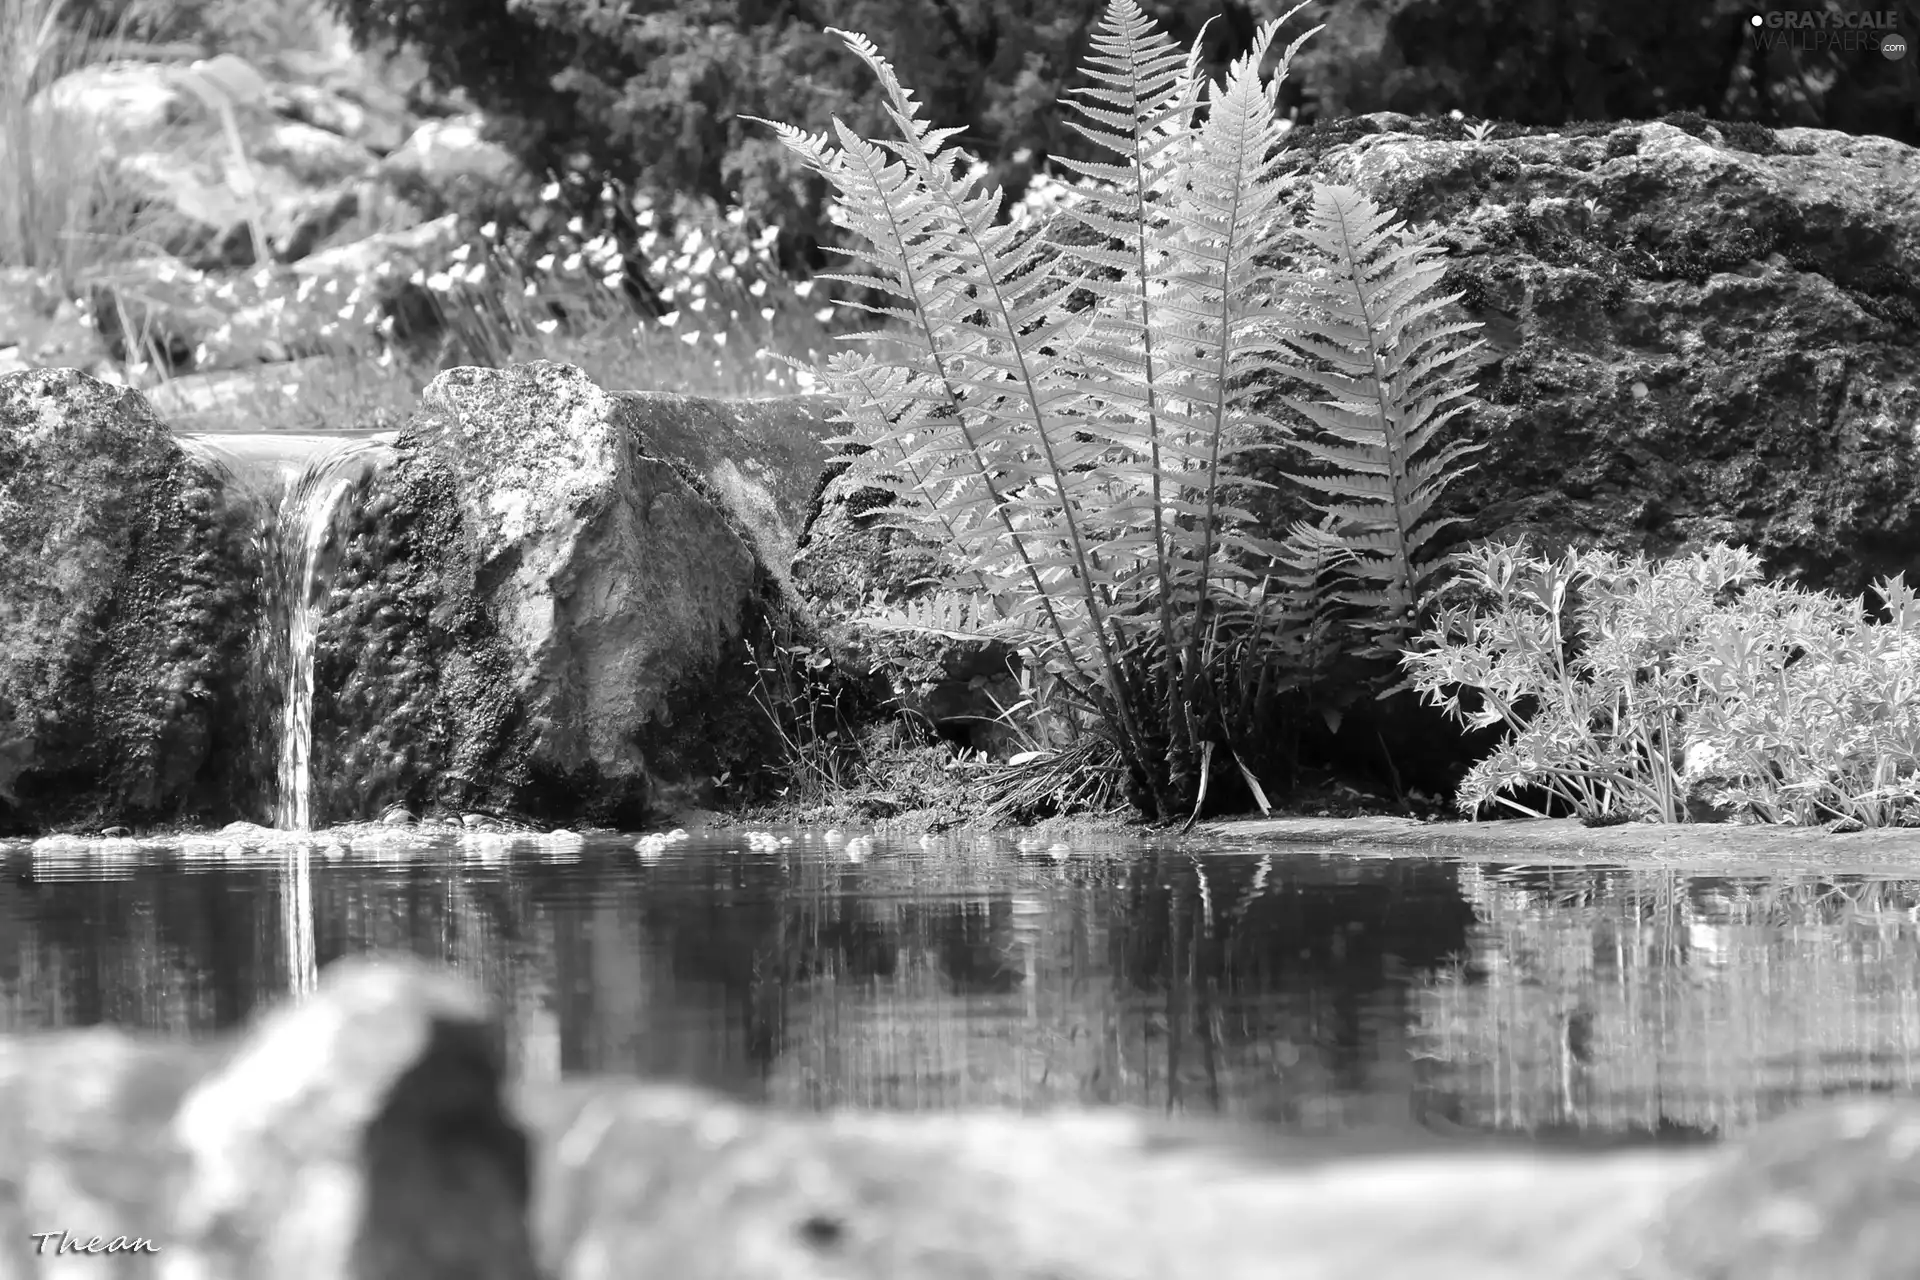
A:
267 439 390 830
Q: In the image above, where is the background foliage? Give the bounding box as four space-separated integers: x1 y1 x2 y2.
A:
311 0 1918 274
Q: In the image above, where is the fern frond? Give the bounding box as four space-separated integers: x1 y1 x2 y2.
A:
1275 182 1489 649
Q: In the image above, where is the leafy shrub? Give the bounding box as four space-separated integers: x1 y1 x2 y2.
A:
753 0 1486 820
1405 540 1920 827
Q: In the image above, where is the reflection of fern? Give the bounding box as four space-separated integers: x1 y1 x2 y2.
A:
1275 184 1488 658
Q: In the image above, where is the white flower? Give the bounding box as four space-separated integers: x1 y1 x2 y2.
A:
466 264 487 285
712 332 727 347
759 307 775 321
535 254 555 273
451 243 471 263
793 280 814 298
540 181 562 201
689 298 706 313
814 306 834 323
680 330 700 345
658 310 680 327
748 279 767 298
536 319 559 335
480 221 498 239
426 272 453 292
562 253 583 272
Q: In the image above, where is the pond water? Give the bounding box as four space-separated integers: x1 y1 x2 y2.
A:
3 828 1917 1147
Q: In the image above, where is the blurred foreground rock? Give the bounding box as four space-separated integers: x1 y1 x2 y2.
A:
3 954 1918 1279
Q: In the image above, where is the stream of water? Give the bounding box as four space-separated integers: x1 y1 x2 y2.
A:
3 829 1916 1145
178 432 393 832
267 441 388 830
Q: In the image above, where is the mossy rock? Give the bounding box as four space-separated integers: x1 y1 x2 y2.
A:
0 369 265 832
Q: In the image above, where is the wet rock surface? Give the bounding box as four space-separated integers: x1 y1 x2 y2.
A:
3 954 1918 1278
0 369 264 833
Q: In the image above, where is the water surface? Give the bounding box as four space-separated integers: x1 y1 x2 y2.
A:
3 829 1916 1145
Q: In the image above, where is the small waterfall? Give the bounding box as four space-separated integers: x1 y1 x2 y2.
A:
267 440 390 830
176 431 394 831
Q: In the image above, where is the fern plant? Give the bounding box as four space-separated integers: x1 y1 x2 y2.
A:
749 0 1485 820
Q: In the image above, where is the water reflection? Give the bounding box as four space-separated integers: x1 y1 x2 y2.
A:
2 832 1917 1142
1416 864 1920 1136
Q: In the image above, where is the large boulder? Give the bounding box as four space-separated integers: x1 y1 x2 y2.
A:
0 369 264 834
4 953 1920 1279
307 362 814 826
1264 113 1920 599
